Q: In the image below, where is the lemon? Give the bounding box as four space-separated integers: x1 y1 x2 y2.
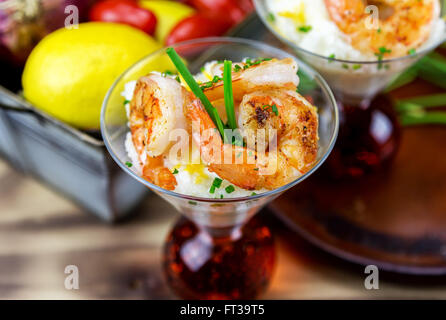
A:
139 0 195 43
22 22 162 129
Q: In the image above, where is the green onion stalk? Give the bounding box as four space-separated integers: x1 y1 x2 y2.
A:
387 51 446 126
166 47 225 138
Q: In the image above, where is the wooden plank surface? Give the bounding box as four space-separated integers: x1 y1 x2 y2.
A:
1 159 446 299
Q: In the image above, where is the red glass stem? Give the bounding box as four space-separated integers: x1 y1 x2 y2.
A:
325 94 402 179
163 216 276 299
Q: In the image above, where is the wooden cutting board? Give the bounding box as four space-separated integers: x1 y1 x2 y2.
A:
270 77 446 274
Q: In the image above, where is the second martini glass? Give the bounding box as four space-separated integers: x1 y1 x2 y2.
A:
101 37 338 299
255 0 446 178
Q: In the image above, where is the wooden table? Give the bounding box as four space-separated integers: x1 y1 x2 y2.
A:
1 159 446 299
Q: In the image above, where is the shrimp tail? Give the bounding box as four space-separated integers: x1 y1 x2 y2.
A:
142 156 177 191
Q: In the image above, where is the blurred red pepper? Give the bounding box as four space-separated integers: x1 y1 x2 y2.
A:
89 0 157 35
166 13 231 45
182 0 246 25
234 0 254 14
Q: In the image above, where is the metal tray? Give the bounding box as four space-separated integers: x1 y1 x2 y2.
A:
0 84 147 222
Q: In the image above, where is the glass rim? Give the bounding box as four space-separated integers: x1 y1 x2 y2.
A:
254 0 446 65
100 36 339 203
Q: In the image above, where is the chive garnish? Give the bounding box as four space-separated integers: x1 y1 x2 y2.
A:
375 47 392 69
262 104 279 116
225 185 235 193
125 161 133 167
172 168 179 174
209 177 223 194
223 60 237 130
166 47 225 138
212 177 223 188
200 75 222 90
379 47 392 54
251 192 257 196
161 70 174 77
124 99 130 105
297 25 312 33
267 12 275 22
271 104 279 116
242 58 271 70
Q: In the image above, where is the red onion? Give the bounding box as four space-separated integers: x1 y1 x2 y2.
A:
0 0 98 66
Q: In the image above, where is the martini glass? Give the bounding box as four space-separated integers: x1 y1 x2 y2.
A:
255 0 446 178
101 37 338 299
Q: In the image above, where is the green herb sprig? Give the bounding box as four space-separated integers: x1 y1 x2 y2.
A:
397 93 446 108
267 12 275 22
223 60 237 130
262 104 279 116
166 47 225 138
395 95 446 127
209 177 223 194
384 51 446 127
400 111 446 126
200 75 222 90
375 46 392 70
242 58 271 70
297 25 312 33
408 48 416 56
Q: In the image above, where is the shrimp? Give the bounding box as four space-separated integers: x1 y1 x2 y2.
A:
202 58 300 103
324 0 439 57
129 74 190 190
238 90 318 169
186 90 319 190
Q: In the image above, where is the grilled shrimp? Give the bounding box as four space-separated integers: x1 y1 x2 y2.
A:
202 58 300 103
238 90 318 168
325 0 439 57
186 90 319 190
129 74 190 190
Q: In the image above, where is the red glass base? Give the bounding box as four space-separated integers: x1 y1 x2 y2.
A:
325 94 401 179
163 216 276 299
